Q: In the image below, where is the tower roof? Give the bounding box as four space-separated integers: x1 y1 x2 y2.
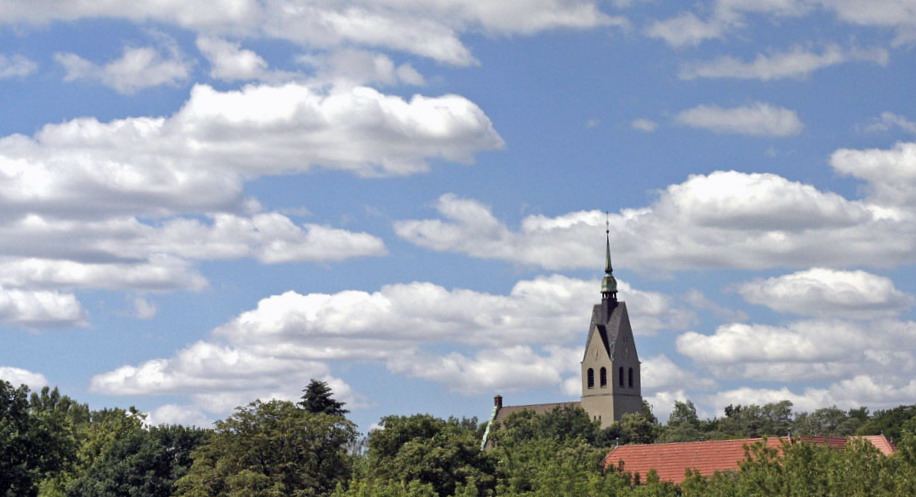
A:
601 220 618 300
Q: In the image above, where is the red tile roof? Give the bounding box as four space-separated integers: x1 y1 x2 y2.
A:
603 435 896 484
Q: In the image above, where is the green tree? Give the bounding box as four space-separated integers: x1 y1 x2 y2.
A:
64 424 208 497
176 399 356 497
857 404 916 443
1 380 39 496
610 401 659 445
713 401 794 439
367 415 495 497
300 379 349 416
792 406 863 437
658 401 705 443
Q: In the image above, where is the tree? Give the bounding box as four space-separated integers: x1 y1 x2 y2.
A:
793 406 863 437
658 401 705 443
857 404 916 443
63 424 208 497
1 380 38 496
300 379 349 416
367 415 495 497
176 399 356 497
713 401 794 439
610 401 659 445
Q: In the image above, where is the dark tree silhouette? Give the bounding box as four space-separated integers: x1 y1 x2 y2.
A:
299 378 349 416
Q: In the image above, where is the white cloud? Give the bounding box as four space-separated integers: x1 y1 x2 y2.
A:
715 0 816 18
705 374 916 413
196 36 273 81
0 53 37 78
642 354 716 393
864 112 916 135
131 296 158 319
0 256 207 292
93 275 682 405
298 48 425 87
0 286 85 328
388 346 579 394
738 268 915 319
2 83 503 187
394 170 904 272
831 141 916 208
824 0 916 44
679 45 888 80
644 389 691 422
56 45 191 94
675 102 803 137
630 118 658 132
645 12 729 47
0 1 623 66
0 79 502 297
146 404 213 427
0 366 49 389
676 318 916 382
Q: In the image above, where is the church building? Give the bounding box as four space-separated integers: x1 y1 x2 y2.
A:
483 232 643 445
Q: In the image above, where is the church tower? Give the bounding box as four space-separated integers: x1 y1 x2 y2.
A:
579 228 642 428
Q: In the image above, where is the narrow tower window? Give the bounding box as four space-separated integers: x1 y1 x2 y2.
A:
587 368 595 388
618 366 624 387
599 367 607 387
628 367 634 388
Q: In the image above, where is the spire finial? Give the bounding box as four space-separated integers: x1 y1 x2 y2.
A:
601 211 618 302
605 211 612 273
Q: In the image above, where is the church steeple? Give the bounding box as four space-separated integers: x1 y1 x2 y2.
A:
601 216 618 302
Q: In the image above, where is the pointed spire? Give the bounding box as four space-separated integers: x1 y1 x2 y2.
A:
605 214 613 274
601 212 618 302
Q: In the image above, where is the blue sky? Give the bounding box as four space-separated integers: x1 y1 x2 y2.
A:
1 0 916 430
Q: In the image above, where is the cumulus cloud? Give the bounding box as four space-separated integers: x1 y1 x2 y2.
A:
679 45 888 80
737 268 915 319
1 83 503 189
56 44 191 94
0 1 622 66
0 256 207 292
388 346 579 394
0 286 85 328
394 167 908 272
0 366 49 389
831 141 916 207
196 36 274 81
676 318 916 382
0 53 37 78
92 275 682 408
0 79 504 298
705 374 916 413
641 354 716 393
298 48 425 87
675 102 804 137
146 404 212 427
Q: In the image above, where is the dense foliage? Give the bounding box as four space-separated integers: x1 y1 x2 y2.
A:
2 377 915 497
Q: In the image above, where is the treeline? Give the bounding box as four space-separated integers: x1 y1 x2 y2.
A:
609 399 916 445
2 378 915 496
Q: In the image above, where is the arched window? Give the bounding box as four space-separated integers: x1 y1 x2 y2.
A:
618 366 624 387
628 367 634 388
599 367 607 387
587 368 594 389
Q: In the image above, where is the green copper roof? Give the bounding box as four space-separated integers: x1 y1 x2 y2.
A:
601 229 617 295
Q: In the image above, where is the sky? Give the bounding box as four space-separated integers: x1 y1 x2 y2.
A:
1 0 915 431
